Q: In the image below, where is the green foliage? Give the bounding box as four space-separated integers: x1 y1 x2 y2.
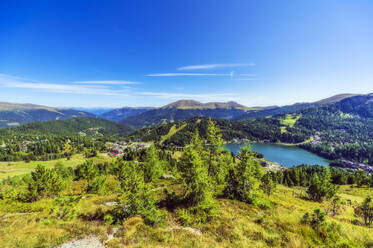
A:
206 119 232 192
261 172 276 197
307 171 338 202
354 196 373 226
13 117 133 137
52 195 81 220
84 148 97 158
53 161 73 179
143 145 163 183
327 195 343 217
75 160 105 193
301 208 326 230
354 170 370 187
300 208 349 244
111 161 165 225
224 145 264 204
27 165 64 201
178 130 217 222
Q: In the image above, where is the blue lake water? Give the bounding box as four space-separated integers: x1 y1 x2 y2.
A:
225 143 329 168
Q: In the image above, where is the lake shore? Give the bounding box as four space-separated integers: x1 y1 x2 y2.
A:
225 142 329 168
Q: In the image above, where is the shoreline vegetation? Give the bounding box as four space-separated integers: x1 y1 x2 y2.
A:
227 140 373 173
0 120 372 247
0 124 372 247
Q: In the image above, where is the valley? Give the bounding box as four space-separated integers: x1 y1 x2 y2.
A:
0 94 372 248
3 2 373 247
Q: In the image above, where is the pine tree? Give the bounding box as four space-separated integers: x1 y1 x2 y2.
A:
143 145 162 183
178 130 217 221
205 119 232 191
355 196 373 226
307 171 338 202
261 172 276 197
27 165 64 201
224 145 263 203
75 160 103 193
112 161 165 225
328 195 342 217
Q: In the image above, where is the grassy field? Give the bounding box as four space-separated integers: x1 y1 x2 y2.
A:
0 182 371 247
280 114 301 133
0 153 109 181
161 123 187 143
281 114 301 128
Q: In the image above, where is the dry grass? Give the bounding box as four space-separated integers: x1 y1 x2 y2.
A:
0 184 372 247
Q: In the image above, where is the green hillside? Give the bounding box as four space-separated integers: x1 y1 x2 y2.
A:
11 117 134 137
130 94 373 167
0 102 95 128
99 107 155 122
0 124 372 247
119 100 250 129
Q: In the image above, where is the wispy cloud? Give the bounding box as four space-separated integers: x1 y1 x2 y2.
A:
0 74 129 96
178 63 255 70
146 72 233 77
234 78 259 81
239 73 257 77
74 80 140 85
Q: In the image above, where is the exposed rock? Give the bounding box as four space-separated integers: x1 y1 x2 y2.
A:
166 226 202 236
160 174 175 179
106 227 120 241
104 201 117 207
56 236 105 248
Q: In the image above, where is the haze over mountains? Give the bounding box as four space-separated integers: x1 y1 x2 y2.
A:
0 93 367 129
99 107 156 122
0 102 94 128
118 94 361 129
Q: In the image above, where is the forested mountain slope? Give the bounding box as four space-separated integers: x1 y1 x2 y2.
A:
233 93 358 120
130 94 373 166
100 107 155 122
2 117 134 137
120 100 250 129
119 94 357 129
0 102 95 128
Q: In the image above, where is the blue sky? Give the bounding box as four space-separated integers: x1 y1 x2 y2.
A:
1 0 373 108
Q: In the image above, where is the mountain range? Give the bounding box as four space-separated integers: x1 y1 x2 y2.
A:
119 94 359 129
3 117 134 137
0 93 365 130
119 100 250 129
99 107 155 122
0 102 94 128
129 93 373 166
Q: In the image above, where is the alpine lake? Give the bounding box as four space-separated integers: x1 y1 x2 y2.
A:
225 143 329 168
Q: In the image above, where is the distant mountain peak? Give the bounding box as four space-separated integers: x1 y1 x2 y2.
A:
0 102 57 111
315 93 360 105
161 99 248 110
161 100 203 109
0 101 94 128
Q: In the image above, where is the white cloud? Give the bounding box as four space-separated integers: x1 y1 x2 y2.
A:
234 78 259 81
0 74 129 96
177 62 255 70
239 73 257 77
145 73 233 77
74 80 140 85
